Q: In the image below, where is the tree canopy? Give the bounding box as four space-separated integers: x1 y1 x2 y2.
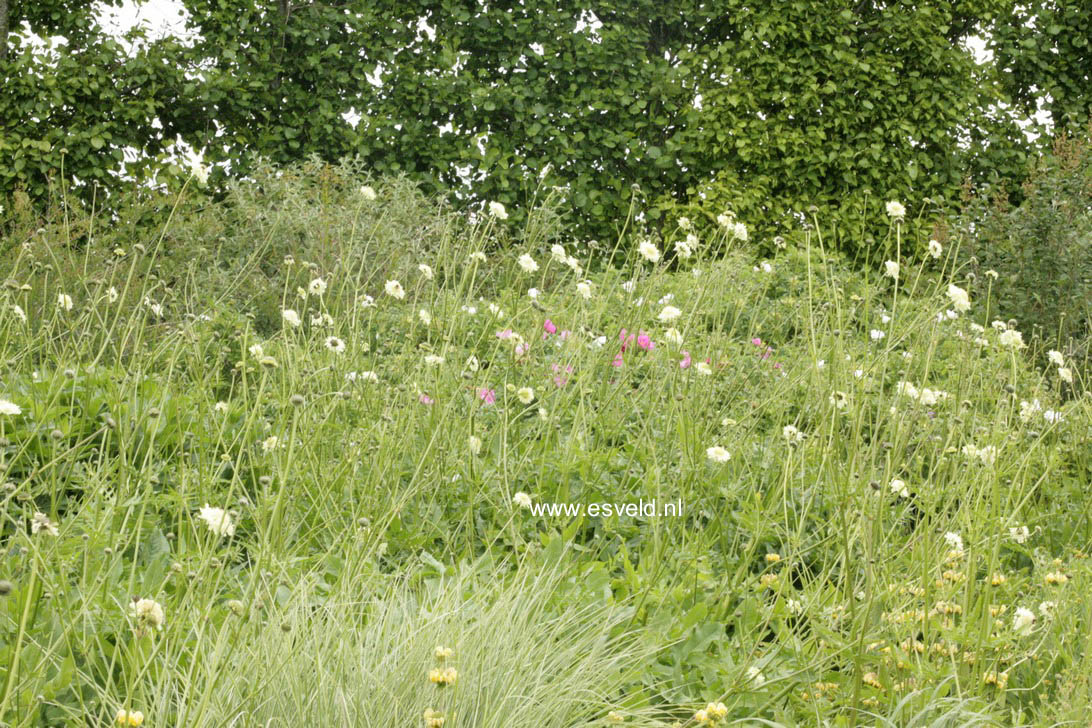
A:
0 0 1078 252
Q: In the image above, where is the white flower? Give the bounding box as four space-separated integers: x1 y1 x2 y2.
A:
677 216 691 230
638 240 661 263
622 280 637 293
106 287 119 303
1012 606 1036 636
385 280 405 299
488 201 508 220
746 666 766 687
998 329 1025 349
716 212 733 228
311 312 334 328
870 329 885 341
947 284 971 313
424 354 445 366
1009 525 1030 544
886 200 906 219
517 254 539 273
359 295 375 308
658 305 682 323
197 504 235 537
890 479 909 498
468 435 482 455
281 309 301 327
592 336 607 348
706 446 731 463
1058 367 1073 383
883 261 899 280
0 399 21 416
325 336 346 353
261 435 280 452
130 598 166 631
1044 409 1064 424
360 185 377 200
674 239 693 258
187 149 209 184
31 512 59 536
943 531 964 555
1019 399 1042 422
513 491 532 508
991 320 1008 331
576 281 592 300
782 425 803 444
760 261 773 273
565 255 582 274
248 343 264 358
928 239 943 258
468 251 487 264
418 309 431 326
58 293 74 311
1047 350 1065 367
418 263 434 280
550 244 567 262
528 287 540 300
517 387 535 404
10 304 27 323
214 401 229 413
347 371 379 383
308 278 327 296
1039 601 1056 617
695 361 712 376
663 328 683 346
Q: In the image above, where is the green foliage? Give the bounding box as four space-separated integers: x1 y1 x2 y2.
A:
992 1 1092 132
0 1 189 201
0 0 1039 259
958 126 1092 368
1 168 1090 724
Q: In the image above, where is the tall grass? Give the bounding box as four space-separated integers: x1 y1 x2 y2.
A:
0 161 1089 726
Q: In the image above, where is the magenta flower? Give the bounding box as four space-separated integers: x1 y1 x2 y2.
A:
751 337 763 347
478 388 496 405
419 393 434 405
497 329 514 340
612 353 625 368
543 319 557 335
636 331 655 351
680 351 692 369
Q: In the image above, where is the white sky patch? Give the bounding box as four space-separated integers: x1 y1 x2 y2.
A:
96 0 195 45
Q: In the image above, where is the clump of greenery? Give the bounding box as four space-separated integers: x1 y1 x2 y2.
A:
0 165 1089 726
959 126 1092 371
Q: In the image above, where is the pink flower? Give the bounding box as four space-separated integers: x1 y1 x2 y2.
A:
559 330 571 340
478 388 496 405
612 353 625 368
773 362 782 370
760 347 772 360
636 331 654 351
543 319 557 335
515 342 530 357
751 337 763 347
419 393 434 405
680 351 692 369
620 329 637 353
497 329 514 340
553 376 568 388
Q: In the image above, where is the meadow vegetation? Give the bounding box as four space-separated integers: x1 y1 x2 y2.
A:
0 158 1090 726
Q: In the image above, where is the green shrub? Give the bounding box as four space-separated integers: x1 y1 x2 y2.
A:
958 127 1092 376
